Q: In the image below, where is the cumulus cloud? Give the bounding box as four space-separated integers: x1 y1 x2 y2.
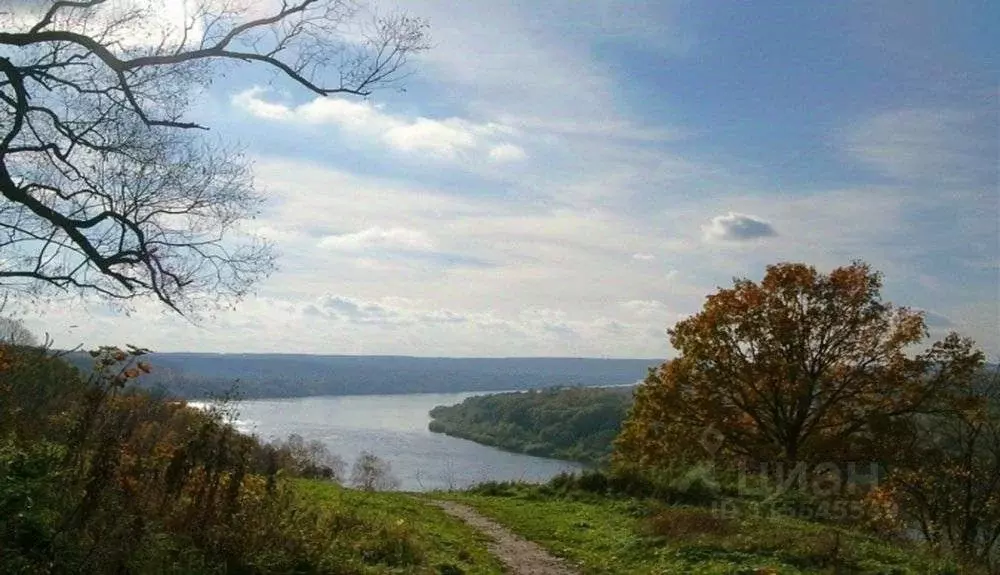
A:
702 212 778 242
317 227 435 252
14 4 997 361
248 157 712 312
232 88 525 162
232 91 292 120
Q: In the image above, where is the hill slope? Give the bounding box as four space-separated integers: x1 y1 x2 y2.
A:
65 352 658 399
429 387 634 464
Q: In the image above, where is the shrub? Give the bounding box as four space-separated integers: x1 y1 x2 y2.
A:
642 506 736 539
577 469 611 494
468 481 518 497
357 523 425 566
0 344 437 573
0 437 67 572
546 471 578 492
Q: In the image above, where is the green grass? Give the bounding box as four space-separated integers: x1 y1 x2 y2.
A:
433 486 969 575
292 479 976 574
294 479 505 574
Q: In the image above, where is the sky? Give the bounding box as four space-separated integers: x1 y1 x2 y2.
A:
15 0 1000 359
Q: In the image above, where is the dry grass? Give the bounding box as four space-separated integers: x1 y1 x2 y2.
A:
643 506 737 539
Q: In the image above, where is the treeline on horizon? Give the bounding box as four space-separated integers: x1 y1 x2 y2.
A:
429 386 634 465
62 353 657 399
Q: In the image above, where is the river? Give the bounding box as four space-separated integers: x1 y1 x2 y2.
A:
199 391 584 491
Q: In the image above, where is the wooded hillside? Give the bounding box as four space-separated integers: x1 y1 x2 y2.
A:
429 386 634 464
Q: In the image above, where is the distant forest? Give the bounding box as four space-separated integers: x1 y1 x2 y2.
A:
63 352 658 399
429 386 635 465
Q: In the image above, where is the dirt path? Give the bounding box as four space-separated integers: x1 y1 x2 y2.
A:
429 501 578 575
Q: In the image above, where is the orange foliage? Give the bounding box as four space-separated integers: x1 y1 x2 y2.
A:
615 261 968 468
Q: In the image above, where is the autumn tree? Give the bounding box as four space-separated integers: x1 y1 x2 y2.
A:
0 1 427 311
615 261 971 468
885 342 999 568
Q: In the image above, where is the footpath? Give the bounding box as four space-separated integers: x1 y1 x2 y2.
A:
430 501 579 575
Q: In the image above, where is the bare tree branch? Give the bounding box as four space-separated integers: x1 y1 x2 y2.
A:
0 0 429 312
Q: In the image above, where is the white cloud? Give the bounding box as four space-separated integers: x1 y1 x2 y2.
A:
407 2 612 120
306 295 473 326
4 0 217 52
12 3 997 361
232 88 523 162
499 116 685 143
844 108 995 186
232 89 292 120
384 118 478 157
317 227 435 252
151 156 713 355
487 143 528 163
702 212 778 242
19 150 999 359
47 292 663 356
400 0 686 136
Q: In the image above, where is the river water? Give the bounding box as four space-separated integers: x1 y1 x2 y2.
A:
205 391 583 491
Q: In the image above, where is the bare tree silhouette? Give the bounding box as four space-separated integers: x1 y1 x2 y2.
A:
0 1 428 312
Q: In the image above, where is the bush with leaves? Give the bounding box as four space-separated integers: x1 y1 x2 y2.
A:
0 344 428 573
882 345 1000 570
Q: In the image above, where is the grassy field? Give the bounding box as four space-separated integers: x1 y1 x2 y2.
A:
433 485 969 575
293 478 977 574
293 480 505 574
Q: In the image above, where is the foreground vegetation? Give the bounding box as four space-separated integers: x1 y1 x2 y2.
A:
435 475 977 575
3 260 998 574
429 386 633 464
3 0 991 570
0 342 501 574
614 262 1000 571
431 262 1000 573
294 480 504 574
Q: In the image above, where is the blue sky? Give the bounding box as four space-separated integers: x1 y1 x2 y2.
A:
24 0 1000 359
